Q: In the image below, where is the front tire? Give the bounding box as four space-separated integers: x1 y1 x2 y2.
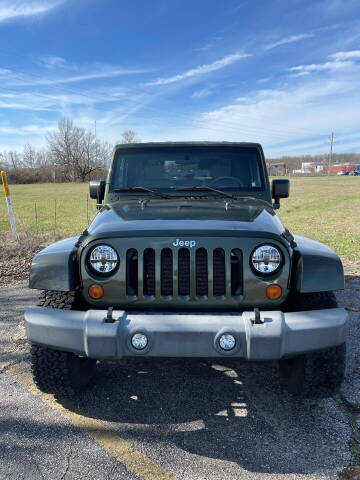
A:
279 291 346 398
30 290 96 396
279 343 346 398
31 344 96 396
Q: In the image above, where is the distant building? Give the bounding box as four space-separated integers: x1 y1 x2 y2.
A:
292 161 324 174
268 162 287 176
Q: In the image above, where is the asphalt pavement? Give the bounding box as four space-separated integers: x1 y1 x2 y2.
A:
0 279 359 480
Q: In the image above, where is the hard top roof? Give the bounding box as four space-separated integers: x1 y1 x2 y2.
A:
114 141 263 150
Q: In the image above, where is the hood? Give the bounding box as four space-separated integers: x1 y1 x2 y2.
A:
87 197 286 239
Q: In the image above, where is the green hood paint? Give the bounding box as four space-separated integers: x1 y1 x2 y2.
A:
88 197 285 239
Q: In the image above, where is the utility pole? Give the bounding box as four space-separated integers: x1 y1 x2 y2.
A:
94 120 97 138
328 132 335 175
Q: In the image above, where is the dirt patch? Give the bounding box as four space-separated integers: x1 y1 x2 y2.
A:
0 230 60 287
344 260 360 278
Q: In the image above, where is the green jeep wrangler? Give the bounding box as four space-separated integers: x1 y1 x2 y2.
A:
25 142 347 398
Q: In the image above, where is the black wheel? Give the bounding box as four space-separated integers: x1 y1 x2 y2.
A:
280 291 346 398
30 344 96 396
284 290 338 312
31 290 96 396
279 343 346 398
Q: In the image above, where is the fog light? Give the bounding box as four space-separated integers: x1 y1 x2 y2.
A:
219 334 236 351
131 333 148 350
88 284 104 299
266 284 282 300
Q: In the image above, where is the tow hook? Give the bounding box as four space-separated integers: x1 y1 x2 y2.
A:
104 307 115 323
252 308 264 325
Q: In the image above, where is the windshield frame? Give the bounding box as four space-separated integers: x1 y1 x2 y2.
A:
108 144 267 197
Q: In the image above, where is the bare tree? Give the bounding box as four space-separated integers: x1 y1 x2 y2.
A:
121 130 140 144
80 130 112 182
46 119 112 182
22 144 37 170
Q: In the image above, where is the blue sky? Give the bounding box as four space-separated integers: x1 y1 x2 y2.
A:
0 0 360 157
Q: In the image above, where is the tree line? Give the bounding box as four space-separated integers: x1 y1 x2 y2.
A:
268 153 360 172
0 118 140 184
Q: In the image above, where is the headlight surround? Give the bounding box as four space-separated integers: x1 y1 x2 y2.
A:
88 245 119 276
250 244 282 275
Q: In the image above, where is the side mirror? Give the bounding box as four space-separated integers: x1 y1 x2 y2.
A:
89 180 105 207
272 179 289 209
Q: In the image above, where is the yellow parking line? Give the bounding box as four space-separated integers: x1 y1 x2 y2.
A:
8 364 179 480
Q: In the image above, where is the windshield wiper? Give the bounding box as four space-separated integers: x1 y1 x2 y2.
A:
113 187 169 199
175 186 235 200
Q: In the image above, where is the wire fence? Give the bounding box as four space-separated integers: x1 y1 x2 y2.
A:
0 190 98 239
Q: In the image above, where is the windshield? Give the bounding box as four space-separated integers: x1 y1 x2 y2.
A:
110 146 265 193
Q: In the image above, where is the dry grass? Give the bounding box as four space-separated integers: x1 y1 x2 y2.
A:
277 176 360 261
0 229 57 286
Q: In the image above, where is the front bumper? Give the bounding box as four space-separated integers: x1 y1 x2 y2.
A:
25 306 348 361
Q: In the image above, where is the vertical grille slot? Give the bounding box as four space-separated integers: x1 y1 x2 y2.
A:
143 248 155 296
195 248 208 297
126 249 138 296
161 248 173 296
178 248 190 296
231 248 243 296
213 248 226 297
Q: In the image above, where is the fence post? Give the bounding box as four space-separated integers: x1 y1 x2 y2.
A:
35 202 38 233
53 198 57 235
86 194 89 225
1 171 19 240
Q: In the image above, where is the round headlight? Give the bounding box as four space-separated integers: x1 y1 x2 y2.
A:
131 333 148 350
219 334 236 351
89 245 119 275
251 245 282 275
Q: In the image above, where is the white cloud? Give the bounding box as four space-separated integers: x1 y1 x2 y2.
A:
144 60 360 156
329 50 360 60
191 88 213 98
265 33 314 50
288 49 360 77
3 65 150 87
0 1 63 23
288 60 354 75
0 87 130 111
21 68 149 86
146 53 251 86
0 124 55 135
37 55 66 68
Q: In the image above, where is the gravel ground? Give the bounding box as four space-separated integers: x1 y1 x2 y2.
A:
0 278 359 480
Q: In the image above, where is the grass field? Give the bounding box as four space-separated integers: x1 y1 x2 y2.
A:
0 177 359 260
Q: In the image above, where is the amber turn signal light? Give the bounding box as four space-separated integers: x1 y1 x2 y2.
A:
266 284 282 300
89 284 104 299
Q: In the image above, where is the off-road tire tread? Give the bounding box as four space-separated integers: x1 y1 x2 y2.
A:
37 290 82 310
31 290 95 396
31 344 79 396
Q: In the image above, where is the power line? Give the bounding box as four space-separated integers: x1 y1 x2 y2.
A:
327 132 336 175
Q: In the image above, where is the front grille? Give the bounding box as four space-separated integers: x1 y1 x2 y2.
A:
126 246 243 301
161 248 173 296
195 248 208 296
178 248 190 296
126 249 138 296
143 248 155 296
213 248 226 297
